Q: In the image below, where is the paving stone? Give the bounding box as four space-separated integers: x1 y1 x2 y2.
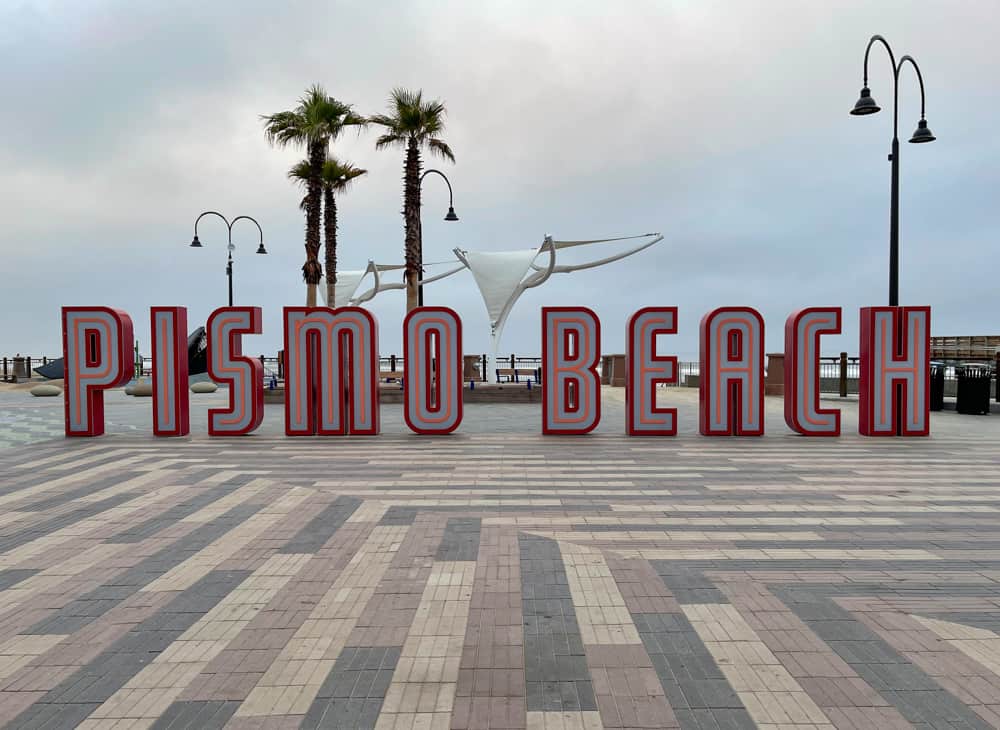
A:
436 517 482 561
1 392 1000 727
278 494 362 553
8 570 250 727
24 503 262 635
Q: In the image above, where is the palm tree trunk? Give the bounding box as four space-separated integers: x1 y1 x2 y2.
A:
304 139 325 307
324 186 337 307
403 139 422 312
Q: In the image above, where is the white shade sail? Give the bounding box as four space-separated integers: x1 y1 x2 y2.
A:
315 233 662 381
454 232 664 380
318 269 370 307
462 250 539 327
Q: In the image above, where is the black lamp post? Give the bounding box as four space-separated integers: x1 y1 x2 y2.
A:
850 34 936 307
190 211 266 307
417 169 459 306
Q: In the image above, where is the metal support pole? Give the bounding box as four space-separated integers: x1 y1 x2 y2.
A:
839 352 849 397
889 138 900 306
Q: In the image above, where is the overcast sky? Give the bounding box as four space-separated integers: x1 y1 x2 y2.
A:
1 0 996 362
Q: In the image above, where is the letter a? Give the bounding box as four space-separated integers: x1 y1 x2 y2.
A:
699 307 764 436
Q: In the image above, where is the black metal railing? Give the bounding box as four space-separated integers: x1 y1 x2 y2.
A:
10 351 987 400
1 355 60 383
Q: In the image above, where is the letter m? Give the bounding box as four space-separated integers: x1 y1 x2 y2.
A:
283 307 380 435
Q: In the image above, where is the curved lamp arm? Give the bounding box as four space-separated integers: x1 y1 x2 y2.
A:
193 210 230 237
862 34 896 88
419 168 455 208
230 215 264 246
863 34 901 139
897 54 928 120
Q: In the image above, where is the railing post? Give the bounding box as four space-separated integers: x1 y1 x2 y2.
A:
839 352 848 398
26 356 31 378
390 354 397 372
2 357 6 380
481 354 486 382
510 353 515 369
995 350 1000 403
278 350 284 380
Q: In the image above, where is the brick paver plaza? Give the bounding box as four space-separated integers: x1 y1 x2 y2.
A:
1 387 1000 729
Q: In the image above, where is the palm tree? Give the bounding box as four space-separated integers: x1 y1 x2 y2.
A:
370 88 455 311
262 85 366 306
289 159 368 306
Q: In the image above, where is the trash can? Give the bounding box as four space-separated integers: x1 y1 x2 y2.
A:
929 361 945 412
956 363 992 415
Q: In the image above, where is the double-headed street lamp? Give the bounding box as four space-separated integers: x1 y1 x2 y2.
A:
850 34 936 307
417 169 459 306
189 211 267 307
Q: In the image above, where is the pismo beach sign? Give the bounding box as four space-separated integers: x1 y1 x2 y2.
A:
61 304 931 439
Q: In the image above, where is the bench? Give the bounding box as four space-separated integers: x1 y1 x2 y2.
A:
495 368 539 384
381 371 404 383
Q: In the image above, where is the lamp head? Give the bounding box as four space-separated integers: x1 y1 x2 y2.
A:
190 235 202 248
256 242 267 254
909 118 936 143
444 206 459 222
850 86 881 115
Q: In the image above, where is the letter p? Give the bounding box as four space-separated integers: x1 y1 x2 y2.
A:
62 307 135 437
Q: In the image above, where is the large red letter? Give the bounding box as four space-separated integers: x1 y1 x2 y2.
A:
283 307 379 436
404 307 462 434
784 308 841 436
542 307 600 435
626 307 678 436
207 307 264 436
151 307 190 437
859 306 930 437
62 307 134 437
699 307 764 436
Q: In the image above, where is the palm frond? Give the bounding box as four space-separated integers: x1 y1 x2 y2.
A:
375 132 406 150
427 138 455 163
324 159 368 193
368 113 398 130
287 160 311 186
371 88 454 158
390 87 422 113
261 110 306 147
